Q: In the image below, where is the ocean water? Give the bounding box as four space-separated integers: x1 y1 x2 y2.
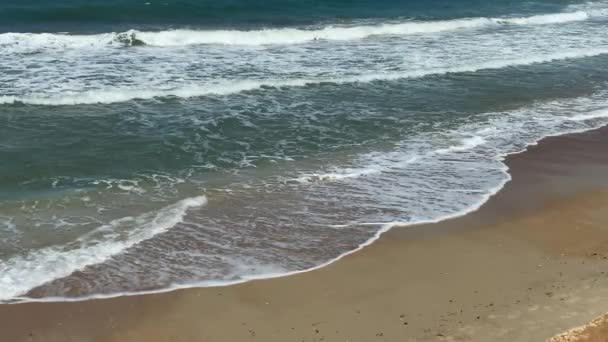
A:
1 0 608 302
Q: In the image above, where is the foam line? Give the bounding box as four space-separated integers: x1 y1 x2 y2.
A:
2 48 607 106
0 11 591 50
134 11 589 46
0 196 207 302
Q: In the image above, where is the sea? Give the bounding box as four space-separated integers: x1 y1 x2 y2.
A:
1 0 608 302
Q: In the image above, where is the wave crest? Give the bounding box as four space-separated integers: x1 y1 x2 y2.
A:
0 196 207 302
139 11 587 47
0 10 592 51
2 48 607 106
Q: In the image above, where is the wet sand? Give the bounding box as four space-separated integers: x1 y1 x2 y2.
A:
2 126 608 341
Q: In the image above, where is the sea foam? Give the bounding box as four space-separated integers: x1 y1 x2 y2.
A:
2 48 607 106
0 10 591 51
0 196 206 302
133 11 588 46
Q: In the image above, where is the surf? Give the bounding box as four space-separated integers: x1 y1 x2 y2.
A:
0 196 207 302
2 48 607 106
0 10 593 51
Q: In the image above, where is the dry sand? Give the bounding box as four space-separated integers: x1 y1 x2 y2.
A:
2 127 608 342
549 313 608 342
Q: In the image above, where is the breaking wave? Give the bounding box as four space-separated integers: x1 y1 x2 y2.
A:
0 196 207 301
2 48 607 106
0 10 591 50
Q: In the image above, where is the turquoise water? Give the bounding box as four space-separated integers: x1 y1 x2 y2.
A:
1 0 608 302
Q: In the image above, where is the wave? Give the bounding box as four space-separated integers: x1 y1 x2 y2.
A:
568 108 608 121
293 135 488 184
0 196 206 302
132 11 589 46
12 97 608 304
2 48 607 106
496 10 588 25
293 167 385 183
0 10 591 50
435 135 488 154
130 17 491 46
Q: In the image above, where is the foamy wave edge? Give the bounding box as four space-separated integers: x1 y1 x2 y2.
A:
2 48 607 106
0 196 207 303
293 135 487 184
0 10 591 50
7 110 608 304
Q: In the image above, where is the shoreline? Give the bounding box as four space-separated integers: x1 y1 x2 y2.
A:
2 125 608 341
7 122 608 305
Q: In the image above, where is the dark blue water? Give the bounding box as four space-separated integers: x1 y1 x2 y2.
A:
1 0 608 302
0 0 578 32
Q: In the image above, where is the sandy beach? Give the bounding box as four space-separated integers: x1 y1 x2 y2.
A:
2 126 608 341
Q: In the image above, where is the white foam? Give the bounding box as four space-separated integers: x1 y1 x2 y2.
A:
0 216 17 234
0 196 206 301
92 179 146 194
567 108 608 121
567 1 608 18
293 167 382 183
133 18 494 46
497 11 589 25
0 10 591 51
293 134 488 184
436 135 487 154
0 217 21 251
0 32 118 50
0 80 292 106
2 48 607 106
291 154 419 183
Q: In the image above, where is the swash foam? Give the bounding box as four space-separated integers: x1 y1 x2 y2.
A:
2 48 608 106
0 196 206 301
0 10 592 50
